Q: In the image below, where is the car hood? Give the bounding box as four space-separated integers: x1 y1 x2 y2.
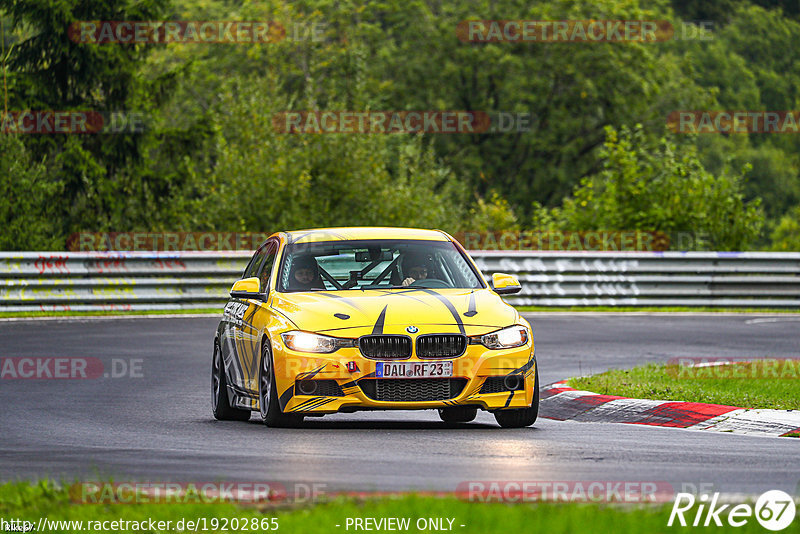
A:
269 288 519 336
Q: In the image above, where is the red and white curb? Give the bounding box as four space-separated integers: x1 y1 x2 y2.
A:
541 381 800 437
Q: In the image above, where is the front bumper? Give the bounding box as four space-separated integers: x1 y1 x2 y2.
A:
270 334 536 414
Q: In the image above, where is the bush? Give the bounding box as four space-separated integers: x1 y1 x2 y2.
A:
0 135 62 250
184 79 467 232
554 126 764 250
770 205 800 251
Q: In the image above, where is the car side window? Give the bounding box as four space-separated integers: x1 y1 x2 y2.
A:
257 243 277 292
244 244 269 279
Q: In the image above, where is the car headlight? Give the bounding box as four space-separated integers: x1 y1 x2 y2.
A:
472 326 529 349
281 331 352 353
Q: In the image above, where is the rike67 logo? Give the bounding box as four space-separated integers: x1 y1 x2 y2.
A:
669 490 796 530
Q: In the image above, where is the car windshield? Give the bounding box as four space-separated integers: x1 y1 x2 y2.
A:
278 239 483 292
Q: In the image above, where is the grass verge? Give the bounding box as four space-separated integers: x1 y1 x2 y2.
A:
0 481 773 534
568 362 800 410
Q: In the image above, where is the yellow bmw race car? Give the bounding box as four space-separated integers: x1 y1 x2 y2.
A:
212 227 538 428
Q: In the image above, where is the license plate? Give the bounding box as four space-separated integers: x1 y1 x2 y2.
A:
376 361 453 378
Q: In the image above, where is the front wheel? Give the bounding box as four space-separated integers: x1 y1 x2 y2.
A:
493 372 539 428
259 341 303 428
212 341 251 421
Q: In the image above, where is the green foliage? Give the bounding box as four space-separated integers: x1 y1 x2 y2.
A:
4 0 169 109
0 135 62 249
670 0 800 23
553 126 764 250
192 88 467 231
720 5 800 112
2 0 799 251
569 361 800 410
347 0 713 211
697 135 800 222
467 192 520 233
678 4 800 228
2 0 176 240
770 205 800 251
141 2 468 233
669 0 741 24
2 481 777 534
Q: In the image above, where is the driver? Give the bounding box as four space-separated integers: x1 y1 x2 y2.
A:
288 255 325 291
401 253 433 286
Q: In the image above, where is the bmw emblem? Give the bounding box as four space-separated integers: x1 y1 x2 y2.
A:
406 326 419 334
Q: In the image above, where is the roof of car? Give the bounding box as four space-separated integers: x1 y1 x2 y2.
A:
284 227 450 244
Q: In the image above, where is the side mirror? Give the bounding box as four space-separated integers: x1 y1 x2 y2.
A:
230 277 266 300
491 273 522 295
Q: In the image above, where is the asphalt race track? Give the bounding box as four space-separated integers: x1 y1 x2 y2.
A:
1 314 798 496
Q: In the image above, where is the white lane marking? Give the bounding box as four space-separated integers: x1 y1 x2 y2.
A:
572 398 667 423
523 312 800 317
688 409 748 431
542 389 607 401
543 381 800 437
745 317 800 324
0 313 220 323
691 409 800 436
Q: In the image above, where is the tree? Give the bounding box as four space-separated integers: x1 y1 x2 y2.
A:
339 0 713 216
3 0 174 236
553 126 764 250
187 69 468 232
0 134 61 249
770 205 800 251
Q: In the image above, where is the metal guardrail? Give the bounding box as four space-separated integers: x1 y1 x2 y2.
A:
1 251 799 312
471 251 800 307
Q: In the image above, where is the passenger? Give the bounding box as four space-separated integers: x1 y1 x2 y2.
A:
289 256 325 290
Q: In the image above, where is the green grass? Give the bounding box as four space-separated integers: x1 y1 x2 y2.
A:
517 306 800 313
568 362 800 410
0 480 779 534
0 308 221 318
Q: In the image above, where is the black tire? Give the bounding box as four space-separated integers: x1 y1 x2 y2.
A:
259 340 303 428
493 372 539 428
212 341 251 421
438 406 478 423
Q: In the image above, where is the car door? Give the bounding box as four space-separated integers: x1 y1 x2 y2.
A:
220 241 274 397
238 240 278 393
